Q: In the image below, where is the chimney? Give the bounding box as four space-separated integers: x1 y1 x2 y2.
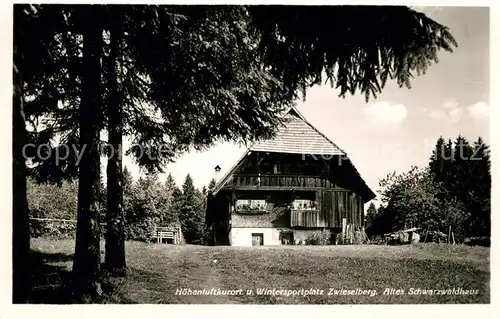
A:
214 165 221 182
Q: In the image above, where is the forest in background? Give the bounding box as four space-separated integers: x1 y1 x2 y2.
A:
366 135 490 242
28 168 215 245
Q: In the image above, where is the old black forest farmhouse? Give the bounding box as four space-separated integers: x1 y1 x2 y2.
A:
206 107 376 246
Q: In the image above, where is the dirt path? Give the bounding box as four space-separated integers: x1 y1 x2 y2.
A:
173 247 239 304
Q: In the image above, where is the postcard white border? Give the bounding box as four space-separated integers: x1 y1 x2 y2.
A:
0 1 497 318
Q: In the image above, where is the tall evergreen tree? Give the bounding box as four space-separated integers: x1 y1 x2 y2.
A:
71 7 104 301
161 173 180 225
122 167 134 198
121 166 134 223
179 174 205 244
443 139 454 189
104 22 126 275
169 186 184 227
426 135 490 238
471 137 491 192
429 136 446 179
451 135 473 201
471 137 491 198
164 173 177 196
468 137 491 236
429 136 455 206
13 5 77 301
125 173 159 241
365 202 377 234
13 5 30 302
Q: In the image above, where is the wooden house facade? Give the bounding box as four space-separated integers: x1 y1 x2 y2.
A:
205 107 375 246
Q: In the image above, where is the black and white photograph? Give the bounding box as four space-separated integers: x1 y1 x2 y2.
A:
8 2 492 312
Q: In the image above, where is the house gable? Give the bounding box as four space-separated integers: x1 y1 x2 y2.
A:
249 107 345 156
211 106 375 201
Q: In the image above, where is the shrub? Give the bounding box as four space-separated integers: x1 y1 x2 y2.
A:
201 226 213 246
305 230 331 245
463 237 490 247
30 219 77 239
367 235 386 245
125 217 156 242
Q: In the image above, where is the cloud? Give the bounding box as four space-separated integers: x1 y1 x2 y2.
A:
449 108 464 123
425 99 489 123
441 98 459 110
467 101 489 120
363 101 408 125
425 98 464 122
428 109 447 119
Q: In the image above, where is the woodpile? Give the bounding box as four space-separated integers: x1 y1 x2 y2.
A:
384 226 461 245
338 224 369 245
410 232 420 244
384 227 421 245
422 229 448 243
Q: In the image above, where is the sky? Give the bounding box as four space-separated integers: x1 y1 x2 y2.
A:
121 6 490 205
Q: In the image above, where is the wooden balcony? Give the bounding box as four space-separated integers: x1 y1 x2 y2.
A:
223 174 336 190
290 209 328 228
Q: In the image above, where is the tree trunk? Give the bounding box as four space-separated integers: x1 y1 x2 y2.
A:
105 28 126 276
71 9 103 302
12 9 31 302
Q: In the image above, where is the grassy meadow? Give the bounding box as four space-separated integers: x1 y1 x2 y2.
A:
30 238 490 304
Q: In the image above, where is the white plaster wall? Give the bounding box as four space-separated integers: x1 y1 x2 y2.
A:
230 228 332 246
231 228 282 246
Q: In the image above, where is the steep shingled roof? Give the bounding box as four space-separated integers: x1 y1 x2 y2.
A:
249 107 345 156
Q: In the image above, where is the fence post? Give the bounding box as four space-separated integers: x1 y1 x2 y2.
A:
342 218 347 242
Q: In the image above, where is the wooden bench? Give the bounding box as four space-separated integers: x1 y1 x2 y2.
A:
155 227 181 244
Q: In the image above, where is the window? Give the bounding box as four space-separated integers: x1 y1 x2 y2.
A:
235 199 267 211
292 199 317 210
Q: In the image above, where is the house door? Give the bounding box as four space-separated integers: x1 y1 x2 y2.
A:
280 232 294 245
251 233 264 246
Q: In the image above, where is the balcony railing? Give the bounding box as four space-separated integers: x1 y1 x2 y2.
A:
290 209 328 228
224 174 335 189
